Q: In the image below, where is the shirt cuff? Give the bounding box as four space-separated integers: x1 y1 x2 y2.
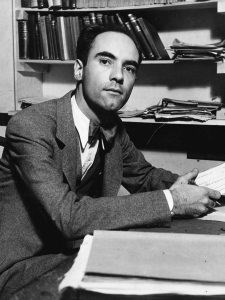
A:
163 189 174 212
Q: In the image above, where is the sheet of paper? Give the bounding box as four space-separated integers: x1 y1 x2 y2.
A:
59 231 225 296
195 163 225 194
199 205 225 222
86 230 225 283
58 234 93 291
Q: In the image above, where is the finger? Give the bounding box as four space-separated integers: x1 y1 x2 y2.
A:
207 188 221 200
206 199 216 209
189 203 208 218
181 168 199 184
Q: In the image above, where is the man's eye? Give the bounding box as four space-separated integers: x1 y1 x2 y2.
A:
124 66 136 75
100 58 111 65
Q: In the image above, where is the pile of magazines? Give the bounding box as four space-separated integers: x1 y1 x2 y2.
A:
170 38 225 62
119 98 223 122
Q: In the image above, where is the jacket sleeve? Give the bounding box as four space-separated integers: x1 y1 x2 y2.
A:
119 124 179 193
5 113 173 241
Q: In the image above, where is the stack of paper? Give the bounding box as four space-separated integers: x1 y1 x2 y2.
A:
59 230 225 299
170 38 225 62
196 163 225 195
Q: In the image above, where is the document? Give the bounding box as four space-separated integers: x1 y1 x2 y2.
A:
195 163 225 195
59 230 225 297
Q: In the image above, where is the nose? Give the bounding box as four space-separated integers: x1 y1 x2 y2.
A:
109 64 124 84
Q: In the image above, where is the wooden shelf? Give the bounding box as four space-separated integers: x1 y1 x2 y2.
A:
18 59 75 65
18 59 225 74
17 0 218 14
122 117 225 126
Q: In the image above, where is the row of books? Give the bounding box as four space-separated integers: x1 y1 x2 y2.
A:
21 0 187 9
18 12 170 61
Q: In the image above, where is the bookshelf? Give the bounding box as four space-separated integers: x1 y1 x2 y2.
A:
122 117 225 127
14 0 225 127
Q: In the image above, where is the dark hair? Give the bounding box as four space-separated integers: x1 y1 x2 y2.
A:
76 24 142 66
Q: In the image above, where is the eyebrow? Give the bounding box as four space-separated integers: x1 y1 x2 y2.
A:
95 51 139 69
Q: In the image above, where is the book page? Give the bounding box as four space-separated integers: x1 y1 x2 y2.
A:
195 163 225 194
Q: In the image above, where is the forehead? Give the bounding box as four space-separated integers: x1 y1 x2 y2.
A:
89 31 139 63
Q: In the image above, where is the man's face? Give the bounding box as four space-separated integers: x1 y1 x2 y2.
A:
81 31 139 113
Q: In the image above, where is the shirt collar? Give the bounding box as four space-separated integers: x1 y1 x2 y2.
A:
71 94 90 149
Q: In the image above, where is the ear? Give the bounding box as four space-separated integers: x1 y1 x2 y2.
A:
74 59 84 81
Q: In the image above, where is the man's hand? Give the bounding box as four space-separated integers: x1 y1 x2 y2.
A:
170 169 221 218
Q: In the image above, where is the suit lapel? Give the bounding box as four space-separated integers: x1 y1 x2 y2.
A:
55 90 123 196
56 91 82 192
102 138 123 197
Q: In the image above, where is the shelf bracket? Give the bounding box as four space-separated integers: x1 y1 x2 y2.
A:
217 61 225 74
218 0 225 13
17 62 50 73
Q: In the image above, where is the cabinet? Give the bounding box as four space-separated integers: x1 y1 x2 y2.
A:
14 0 225 126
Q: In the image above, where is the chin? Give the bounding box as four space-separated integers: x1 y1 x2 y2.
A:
104 105 121 112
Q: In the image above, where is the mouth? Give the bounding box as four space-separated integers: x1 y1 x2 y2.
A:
104 88 123 95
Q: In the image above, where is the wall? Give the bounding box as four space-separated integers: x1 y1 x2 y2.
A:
0 0 15 112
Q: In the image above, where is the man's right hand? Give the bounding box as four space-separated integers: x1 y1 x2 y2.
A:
169 169 221 218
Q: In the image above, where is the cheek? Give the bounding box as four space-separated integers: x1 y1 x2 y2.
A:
124 78 135 97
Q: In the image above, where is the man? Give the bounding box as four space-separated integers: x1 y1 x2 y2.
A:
0 24 221 298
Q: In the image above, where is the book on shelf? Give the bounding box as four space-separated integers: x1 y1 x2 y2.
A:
34 13 44 59
128 14 155 60
62 0 70 9
114 13 126 29
36 12 45 59
50 15 60 60
69 0 76 9
137 17 162 60
27 13 36 59
39 15 50 59
30 0 39 8
48 0 62 9
59 230 225 299
97 12 103 25
56 16 70 60
18 19 29 59
144 19 170 60
21 0 31 7
68 16 77 59
64 16 75 59
45 15 55 59
89 12 97 25
46 0 54 8
124 20 146 60
37 0 48 8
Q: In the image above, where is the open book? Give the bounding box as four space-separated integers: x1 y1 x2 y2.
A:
59 230 225 299
195 162 225 195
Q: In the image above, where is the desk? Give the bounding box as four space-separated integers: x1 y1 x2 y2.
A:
10 219 225 300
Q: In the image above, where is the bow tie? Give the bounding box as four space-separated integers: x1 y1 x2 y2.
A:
88 120 117 149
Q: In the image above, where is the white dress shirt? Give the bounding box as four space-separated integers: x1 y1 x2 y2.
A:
71 95 174 212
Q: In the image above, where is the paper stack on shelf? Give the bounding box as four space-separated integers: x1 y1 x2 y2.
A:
153 97 222 122
119 97 222 122
170 38 225 62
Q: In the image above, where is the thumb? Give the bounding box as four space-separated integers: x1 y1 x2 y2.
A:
177 168 199 184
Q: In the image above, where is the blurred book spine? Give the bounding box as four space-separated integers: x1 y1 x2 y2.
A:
18 19 29 59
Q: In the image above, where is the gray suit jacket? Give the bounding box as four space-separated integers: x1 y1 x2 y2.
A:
0 90 178 297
